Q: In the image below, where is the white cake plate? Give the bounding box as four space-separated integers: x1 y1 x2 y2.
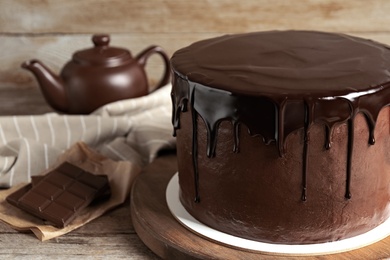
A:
166 172 390 256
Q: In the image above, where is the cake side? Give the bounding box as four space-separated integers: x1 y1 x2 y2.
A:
170 30 390 244
176 101 390 244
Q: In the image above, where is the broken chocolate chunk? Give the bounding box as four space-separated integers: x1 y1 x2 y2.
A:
6 162 110 228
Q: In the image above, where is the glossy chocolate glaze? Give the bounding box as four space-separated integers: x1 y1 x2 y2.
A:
171 31 390 202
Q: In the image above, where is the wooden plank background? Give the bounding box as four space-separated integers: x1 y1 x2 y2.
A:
1 0 390 90
0 1 390 258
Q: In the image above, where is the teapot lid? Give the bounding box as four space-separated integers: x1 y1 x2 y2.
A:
73 34 133 66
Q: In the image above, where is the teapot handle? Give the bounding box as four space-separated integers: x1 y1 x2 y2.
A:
135 45 171 92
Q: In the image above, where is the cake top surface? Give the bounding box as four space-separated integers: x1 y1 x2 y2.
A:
171 30 390 98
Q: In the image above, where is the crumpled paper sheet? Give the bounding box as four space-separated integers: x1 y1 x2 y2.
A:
0 142 141 241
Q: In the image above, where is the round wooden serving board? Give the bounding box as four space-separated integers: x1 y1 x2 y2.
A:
130 154 390 259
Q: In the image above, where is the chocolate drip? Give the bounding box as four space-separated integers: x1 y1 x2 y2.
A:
277 100 287 157
171 76 190 136
346 118 354 199
171 31 390 203
190 85 200 203
324 126 332 150
233 121 240 153
302 100 314 202
172 79 390 202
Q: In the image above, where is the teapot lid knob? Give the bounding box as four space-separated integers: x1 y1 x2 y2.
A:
92 34 110 47
73 34 132 66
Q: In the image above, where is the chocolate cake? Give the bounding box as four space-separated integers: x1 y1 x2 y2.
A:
170 31 390 244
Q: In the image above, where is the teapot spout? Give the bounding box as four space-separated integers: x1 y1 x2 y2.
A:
22 59 68 113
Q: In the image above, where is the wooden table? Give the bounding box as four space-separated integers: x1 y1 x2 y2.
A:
1 87 390 259
0 199 159 259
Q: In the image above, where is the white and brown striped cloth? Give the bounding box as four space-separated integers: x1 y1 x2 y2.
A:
0 84 175 188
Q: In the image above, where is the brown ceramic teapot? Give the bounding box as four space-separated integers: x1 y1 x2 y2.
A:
22 34 171 114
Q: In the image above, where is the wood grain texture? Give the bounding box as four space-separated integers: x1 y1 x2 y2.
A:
0 202 159 259
0 87 54 115
1 0 390 90
1 0 390 33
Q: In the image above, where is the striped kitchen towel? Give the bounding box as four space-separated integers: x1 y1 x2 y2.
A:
0 84 175 188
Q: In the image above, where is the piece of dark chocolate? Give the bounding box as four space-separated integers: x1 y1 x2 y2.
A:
30 173 111 202
30 176 44 186
6 162 110 228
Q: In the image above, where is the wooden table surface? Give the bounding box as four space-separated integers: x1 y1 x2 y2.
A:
0 87 390 259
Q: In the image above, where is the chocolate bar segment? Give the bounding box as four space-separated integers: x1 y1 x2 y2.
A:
6 162 110 228
6 184 32 205
30 176 44 186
